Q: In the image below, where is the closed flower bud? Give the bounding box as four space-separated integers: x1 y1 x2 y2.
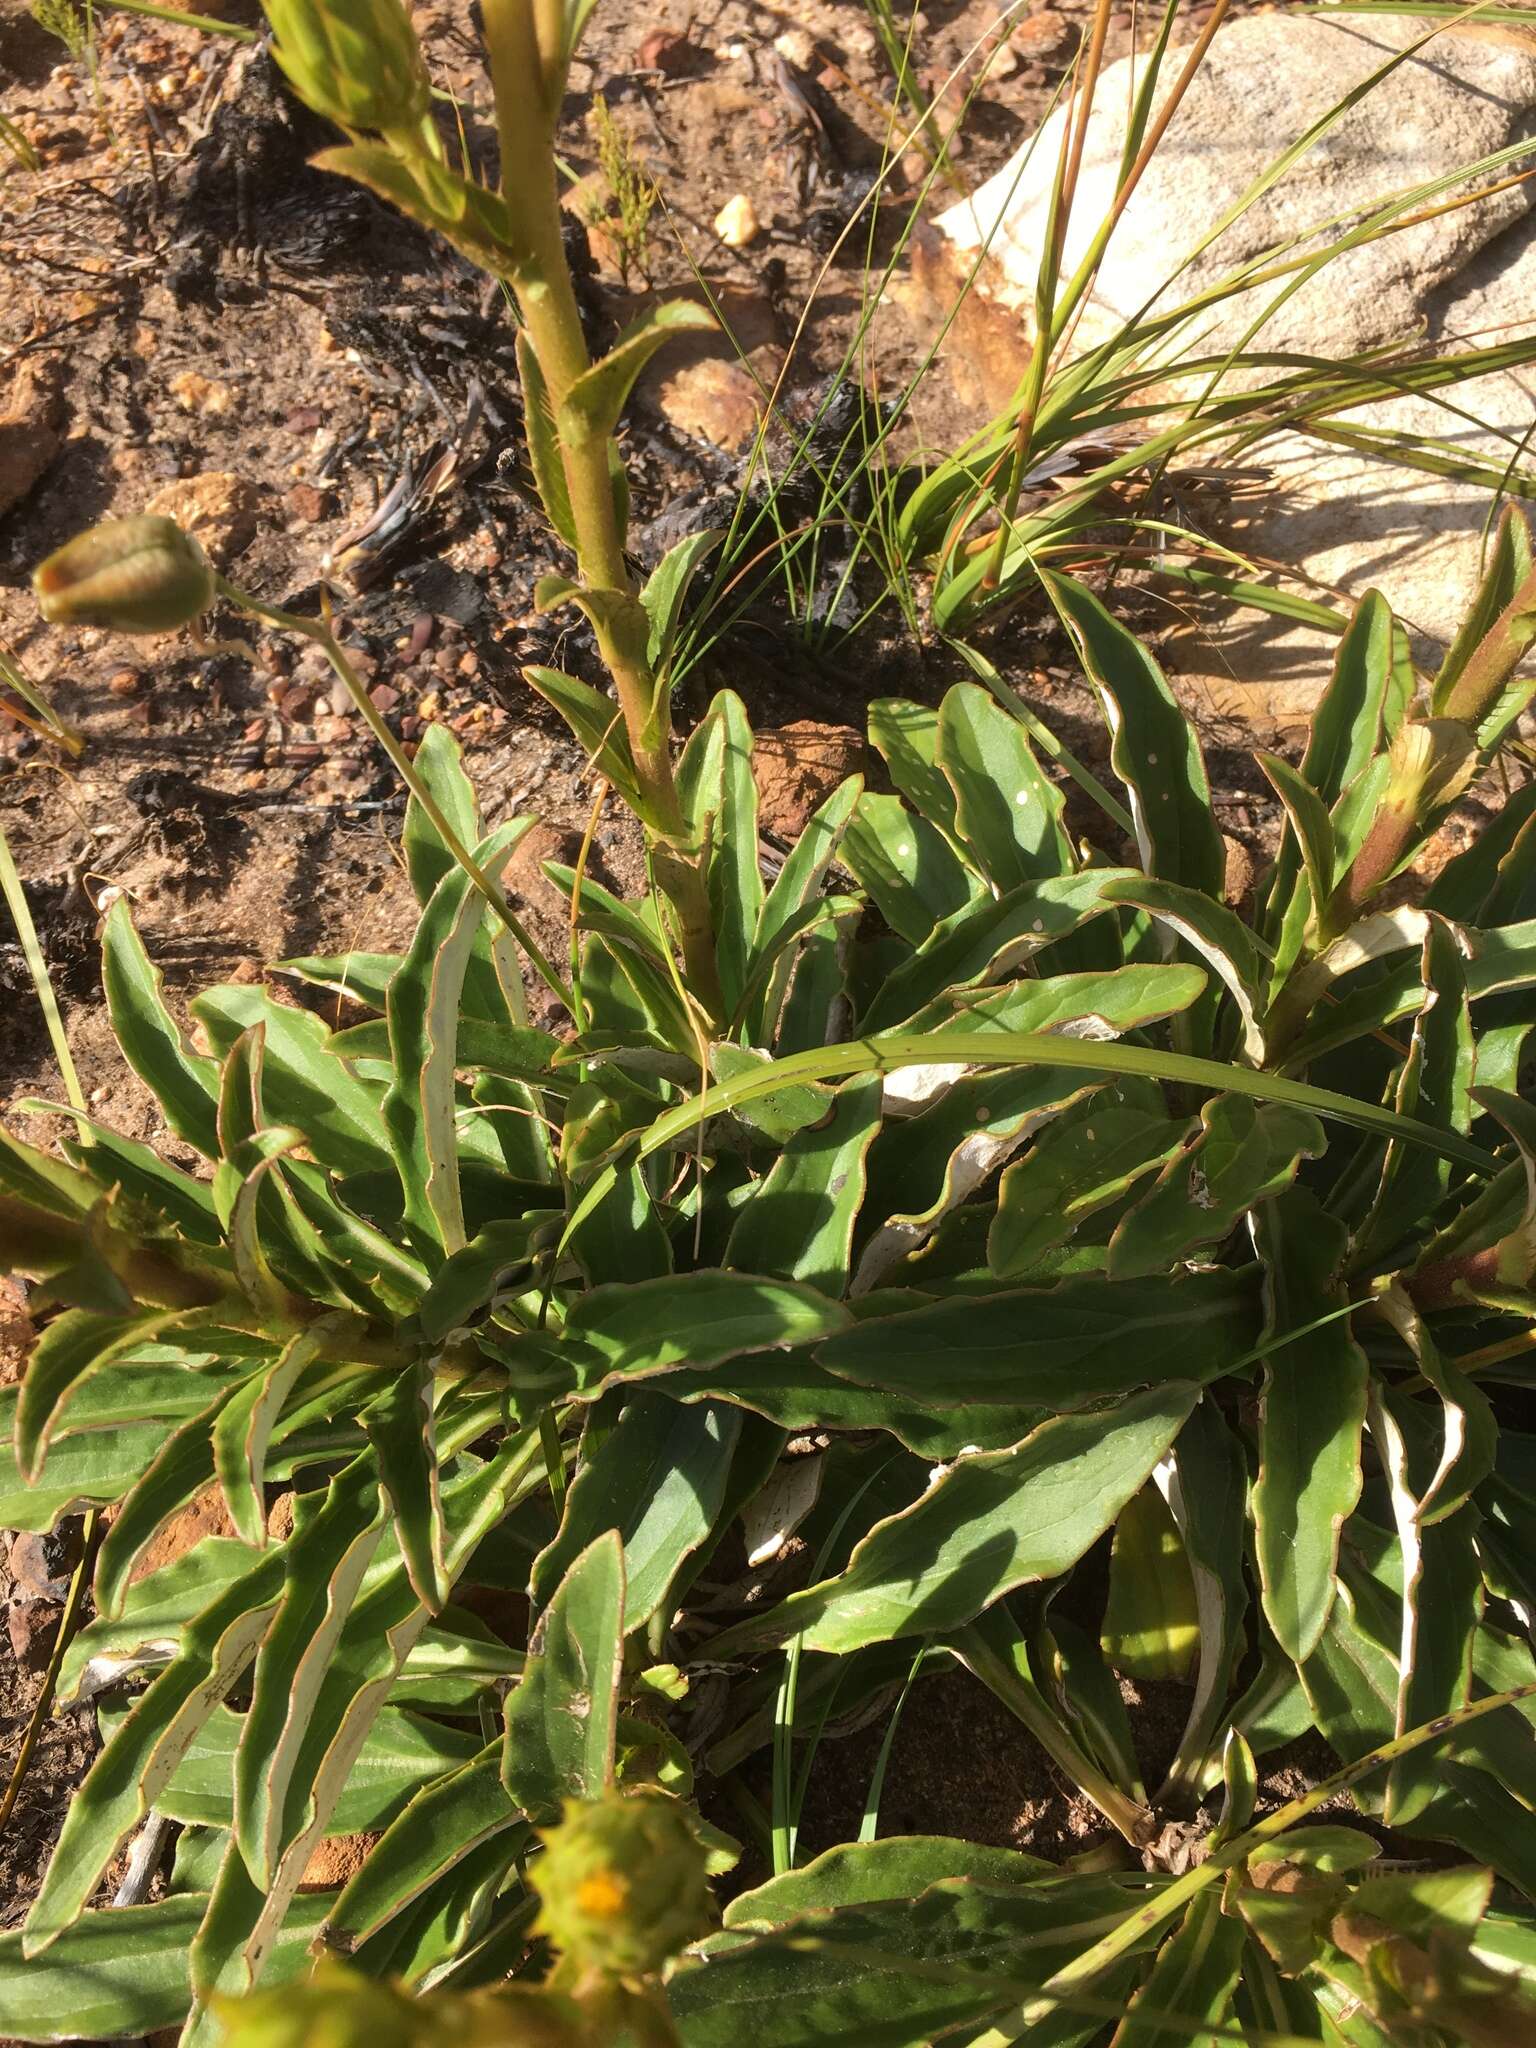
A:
33 516 215 634
531 1791 712 1982
264 0 432 137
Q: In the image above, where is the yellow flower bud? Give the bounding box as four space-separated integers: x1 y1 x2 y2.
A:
263 0 432 137
531 1791 712 1982
33 516 215 634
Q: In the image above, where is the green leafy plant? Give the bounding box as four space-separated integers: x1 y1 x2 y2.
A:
582 92 658 288
7 2 1536 2045
29 0 90 60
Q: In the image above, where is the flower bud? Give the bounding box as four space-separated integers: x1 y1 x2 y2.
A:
33 516 215 634
531 1791 712 1982
264 0 432 136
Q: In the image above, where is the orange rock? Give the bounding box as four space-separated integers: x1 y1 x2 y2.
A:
127 1485 240 1585
0 1275 34 1386
752 720 865 841
0 355 66 520
299 1830 380 1890
143 470 261 566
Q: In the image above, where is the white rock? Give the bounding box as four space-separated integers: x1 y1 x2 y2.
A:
1171 218 1536 720
935 14 1536 363
930 12 1536 713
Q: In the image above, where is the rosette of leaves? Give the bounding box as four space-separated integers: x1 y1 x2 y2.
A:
6 524 1536 2043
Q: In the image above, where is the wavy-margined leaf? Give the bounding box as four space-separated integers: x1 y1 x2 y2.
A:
361 1363 448 1613
859 870 1136 1034
502 1530 624 1821
1373 1413 1483 1832
102 898 220 1156
59 1536 258 1704
1411 1085 1536 1310
383 826 523 1252
190 986 392 1183
937 682 1071 891
414 1215 553 1343
1258 750 1337 923
817 1268 1254 1409
670 1875 1143 2048
0 1894 330 2044
867 698 965 852
16 1306 189 1484
557 299 717 448
99 1696 476 1838
842 790 980 946
724 1837 1053 1930
94 1381 257 1618
23 1549 286 1953
1043 569 1224 899
709 1042 831 1144
1108 1094 1326 1280
1437 505 1533 714
325 1743 525 1954
50 1107 223 1245
726 1074 882 1295
1262 590 1404 983
679 1346 1040 1460
852 1068 1102 1293
909 959 1205 1042
532 1394 740 1631
1358 915 1475 1265
314 145 521 271
189 1494 494 2015
1428 783 1536 926
1097 876 1266 1064
712 1383 1198 1657
400 723 482 906
0 1361 245 1527
1282 910 1536 1068
235 1454 386 1886
747 775 862 1044
1373 1293 1496 1530
1303 589 1401 805
1253 1193 1367 1666
211 1324 329 1548
1117 1890 1245 2048
989 1088 1186 1278
1159 1402 1251 1804
512 1271 849 1400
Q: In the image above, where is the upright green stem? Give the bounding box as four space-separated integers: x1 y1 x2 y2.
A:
482 0 723 1021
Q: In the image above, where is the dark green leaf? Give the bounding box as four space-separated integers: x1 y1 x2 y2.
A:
502 1530 624 1819
716 1384 1198 1656
102 899 220 1156
1109 1095 1325 1280
937 682 1071 890
816 1268 1254 1408
726 1074 882 1295
1254 1193 1367 1665
532 1394 740 1631
1044 570 1224 899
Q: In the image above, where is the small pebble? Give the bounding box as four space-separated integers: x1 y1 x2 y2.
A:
714 193 761 249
